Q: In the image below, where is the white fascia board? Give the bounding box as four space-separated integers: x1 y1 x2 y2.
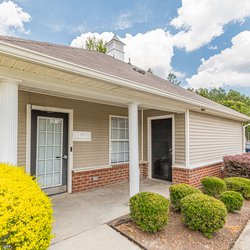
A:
0 41 249 121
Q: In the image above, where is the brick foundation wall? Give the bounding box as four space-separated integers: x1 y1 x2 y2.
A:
172 162 224 188
72 163 148 192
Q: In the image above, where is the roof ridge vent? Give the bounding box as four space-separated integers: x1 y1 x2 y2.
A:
133 67 145 75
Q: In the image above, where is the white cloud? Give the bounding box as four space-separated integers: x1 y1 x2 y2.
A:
171 0 250 51
0 0 31 36
208 45 218 50
71 29 174 79
115 12 133 30
187 31 250 89
114 2 151 30
71 32 114 48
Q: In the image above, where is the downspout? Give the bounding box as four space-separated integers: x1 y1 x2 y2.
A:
243 123 250 152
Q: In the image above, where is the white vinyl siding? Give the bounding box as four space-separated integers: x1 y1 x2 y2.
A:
189 111 243 167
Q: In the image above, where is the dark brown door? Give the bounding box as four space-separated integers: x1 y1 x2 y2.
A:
151 118 172 181
31 110 68 195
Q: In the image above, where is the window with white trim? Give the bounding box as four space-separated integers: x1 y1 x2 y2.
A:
110 116 129 164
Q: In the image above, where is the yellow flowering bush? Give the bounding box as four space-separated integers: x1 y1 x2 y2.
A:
0 163 53 249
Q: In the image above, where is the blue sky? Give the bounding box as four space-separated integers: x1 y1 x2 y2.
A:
1 0 250 96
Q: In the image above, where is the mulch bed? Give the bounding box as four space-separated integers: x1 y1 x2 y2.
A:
110 200 250 250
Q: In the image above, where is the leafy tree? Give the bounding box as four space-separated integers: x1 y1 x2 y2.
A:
85 36 107 53
190 87 250 140
167 72 181 86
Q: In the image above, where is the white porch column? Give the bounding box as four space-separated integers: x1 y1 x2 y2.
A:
129 102 139 197
0 78 19 165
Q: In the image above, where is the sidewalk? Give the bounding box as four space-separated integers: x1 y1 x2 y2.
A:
232 220 250 250
50 224 140 250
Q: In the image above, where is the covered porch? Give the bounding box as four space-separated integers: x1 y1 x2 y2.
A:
50 179 170 248
0 51 190 197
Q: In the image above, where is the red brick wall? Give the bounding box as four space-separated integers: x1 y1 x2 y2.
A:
172 162 224 188
72 163 148 192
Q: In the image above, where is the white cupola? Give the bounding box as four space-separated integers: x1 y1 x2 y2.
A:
106 35 125 61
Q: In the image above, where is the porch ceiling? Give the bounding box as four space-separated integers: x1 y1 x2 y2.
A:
0 55 189 113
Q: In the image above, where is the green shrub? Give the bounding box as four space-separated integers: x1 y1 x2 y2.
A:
169 183 201 211
180 193 227 238
201 176 227 197
224 177 250 199
219 191 244 212
0 163 53 249
129 192 170 233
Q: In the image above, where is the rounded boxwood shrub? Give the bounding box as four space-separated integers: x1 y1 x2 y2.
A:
180 193 227 238
169 183 201 211
201 176 227 197
219 191 244 212
129 192 170 233
0 163 53 249
224 177 250 199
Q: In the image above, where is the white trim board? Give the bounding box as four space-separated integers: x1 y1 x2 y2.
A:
26 104 74 193
147 114 175 180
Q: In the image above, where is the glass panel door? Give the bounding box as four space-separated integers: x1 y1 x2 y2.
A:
36 117 63 188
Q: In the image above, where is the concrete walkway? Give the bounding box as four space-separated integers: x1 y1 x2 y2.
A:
232 220 250 250
50 225 140 250
50 180 170 249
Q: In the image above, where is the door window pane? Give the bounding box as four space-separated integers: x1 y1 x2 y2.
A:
54 159 61 171
55 133 61 145
46 173 53 186
54 146 61 158
47 121 54 132
36 117 63 188
46 160 53 173
55 122 62 132
54 173 60 185
39 119 46 131
38 132 46 145
47 133 54 145
37 160 45 174
38 146 45 159
47 146 53 159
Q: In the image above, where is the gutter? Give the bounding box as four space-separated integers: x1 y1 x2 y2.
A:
0 41 249 121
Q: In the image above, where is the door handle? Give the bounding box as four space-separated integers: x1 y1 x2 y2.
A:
56 155 68 160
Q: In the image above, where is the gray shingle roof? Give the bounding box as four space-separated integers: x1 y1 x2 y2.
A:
0 35 248 120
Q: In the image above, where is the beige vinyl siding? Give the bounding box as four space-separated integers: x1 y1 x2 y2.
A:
142 110 185 166
175 113 185 165
189 111 243 166
18 90 128 169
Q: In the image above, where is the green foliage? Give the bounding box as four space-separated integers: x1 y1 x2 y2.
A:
219 191 244 212
129 192 170 233
0 163 53 249
169 183 201 211
85 36 107 53
167 72 181 86
180 193 227 238
201 176 227 198
224 177 250 199
189 88 250 137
